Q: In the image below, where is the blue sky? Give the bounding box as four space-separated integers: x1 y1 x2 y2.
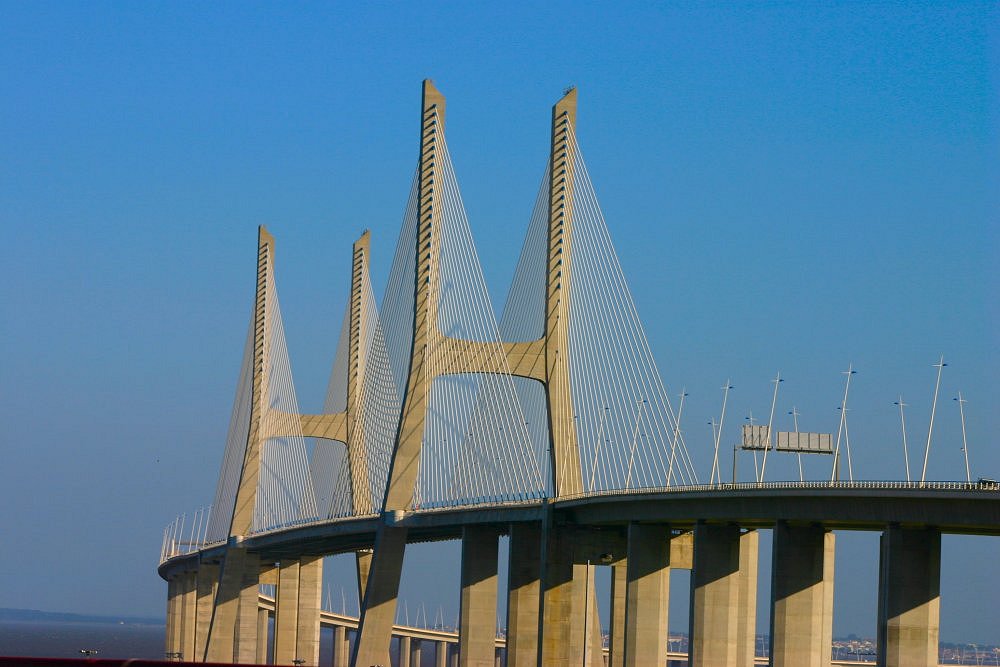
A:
1 1 997 644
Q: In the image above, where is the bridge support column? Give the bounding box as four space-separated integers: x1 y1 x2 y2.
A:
737 530 758 667
274 559 300 665
332 625 349 667
506 522 541 667
166 575 181 658
400 635 412 667
356 549 373 603
540 524 600 667
354 524 407 667
436 640 449 667
178 572 197 662
274 556 323 666
256 608 269 663
195 562 219 660
769 523 835 667
877 526 940 667
623 523 670 667
410 638 422 667
460 525 501 667
206 547 260 663
608 562 626 667
296 556 322 665
689 523 748 667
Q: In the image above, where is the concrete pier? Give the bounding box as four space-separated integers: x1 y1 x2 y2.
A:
689 523 744 667
353 525 408 667
205 547 260 663
195 563 219 660
332 625 349 667
410 638 422 667
608 562 627 667
255 608 268 663
506 522 541 667
273 556 322 665
769 522 835 667
623 523 670 666
459 525 501 667
165 575 180 658
274 559 300 664
737 530 758 667
877 526 941 667
399 635 412 667
540 525 588 666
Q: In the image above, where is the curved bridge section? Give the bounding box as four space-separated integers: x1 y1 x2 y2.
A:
158 81 999 667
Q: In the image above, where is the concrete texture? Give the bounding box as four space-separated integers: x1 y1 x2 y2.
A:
877 526 940 667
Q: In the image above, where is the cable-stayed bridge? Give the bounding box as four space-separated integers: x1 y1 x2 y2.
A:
158 80 999 667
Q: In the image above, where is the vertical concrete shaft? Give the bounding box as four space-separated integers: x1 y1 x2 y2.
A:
737 530 759 667
400 635 412 667
506 522 541 667
822 532 835 667
333 625 348 667
256 608 269 663
539 523 595 666
689 523 741 667
460 526 501 667
586 566 604 667
345 232 372 514
296 556 322 666
608 563 627 667
353 524 408 667
273 556 322 665
356 549 373 606
383 79 446 514
229 227 275 538
195 562 219 660
235 551 261 664
180 572 197 661
544 87 583 498
411 638 422 667
623 524 670 666
877 526 941 667
436 640 449 667
206 547 259 663
769 523 835 667
274 559 301 664
166 576 180 657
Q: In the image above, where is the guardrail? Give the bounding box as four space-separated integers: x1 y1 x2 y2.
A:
555 478 1000 503
160 479 999 564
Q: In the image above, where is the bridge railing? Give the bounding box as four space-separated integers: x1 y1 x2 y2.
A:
160 479 999 564
160 506 225 564
554 479 1000 503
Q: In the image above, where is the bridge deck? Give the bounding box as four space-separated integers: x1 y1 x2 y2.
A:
160 483 1000 579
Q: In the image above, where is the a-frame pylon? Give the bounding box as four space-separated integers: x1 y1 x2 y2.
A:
352 80 590 667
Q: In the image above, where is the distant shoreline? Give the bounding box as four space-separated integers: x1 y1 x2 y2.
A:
0 608 162 626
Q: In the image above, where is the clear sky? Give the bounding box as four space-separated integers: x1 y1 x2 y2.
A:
1 1 997 645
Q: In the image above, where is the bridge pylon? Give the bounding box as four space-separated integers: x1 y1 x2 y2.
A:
353 80 599 667
204 225 281 663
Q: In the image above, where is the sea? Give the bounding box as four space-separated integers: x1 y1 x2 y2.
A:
0 620 165 660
